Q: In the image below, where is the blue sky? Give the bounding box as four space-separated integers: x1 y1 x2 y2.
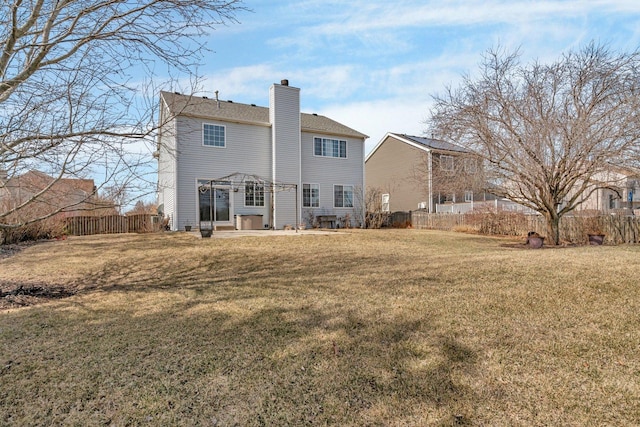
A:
187 0 640 155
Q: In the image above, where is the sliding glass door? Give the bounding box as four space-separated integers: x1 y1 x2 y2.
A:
198 180 230 226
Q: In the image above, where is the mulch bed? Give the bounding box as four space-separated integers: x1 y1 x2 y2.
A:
0 282 77 309
500 241 580 249
1 241 78 309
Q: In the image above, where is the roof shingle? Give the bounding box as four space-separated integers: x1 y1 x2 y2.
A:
161 91 368 139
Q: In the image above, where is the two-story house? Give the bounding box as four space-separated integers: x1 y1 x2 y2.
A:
365 133 492 213
573 167 640 215
156 80 368 231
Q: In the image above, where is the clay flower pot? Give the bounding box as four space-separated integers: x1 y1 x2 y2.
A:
588 233 605 245
526 231 544 249
528 236 544 249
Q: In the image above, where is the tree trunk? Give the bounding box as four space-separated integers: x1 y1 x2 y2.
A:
545 213 561 245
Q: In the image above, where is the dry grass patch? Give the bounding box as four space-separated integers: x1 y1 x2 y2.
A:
1 230 639 425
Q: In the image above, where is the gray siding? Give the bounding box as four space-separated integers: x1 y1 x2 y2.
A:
157 112 177 229
270 84 301 228
174 116 271 230
301 132 365 227
159 86 366 230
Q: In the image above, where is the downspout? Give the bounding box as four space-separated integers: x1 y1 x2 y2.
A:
270 183 275 230
362 137 366 228
298 112 302 231
428 150 433 213
172 112 179 231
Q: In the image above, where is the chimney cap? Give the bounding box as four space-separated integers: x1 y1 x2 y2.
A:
280 79 289 86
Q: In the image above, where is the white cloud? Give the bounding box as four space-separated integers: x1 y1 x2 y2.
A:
264 0 640 58
200 64 280 102
188 0 640 155
318 98 433 155
311 0 640 33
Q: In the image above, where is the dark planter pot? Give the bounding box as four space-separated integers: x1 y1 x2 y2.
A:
185 225 192 232
588 234 605 245
200 229 212 238
527 236 544 249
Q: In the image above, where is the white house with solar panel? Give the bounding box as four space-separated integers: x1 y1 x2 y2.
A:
156 80 368 231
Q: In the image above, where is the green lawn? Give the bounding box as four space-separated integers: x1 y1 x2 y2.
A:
1 230 639 425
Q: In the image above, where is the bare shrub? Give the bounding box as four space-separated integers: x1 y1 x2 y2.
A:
0 197 68 244
1 215 67 244
452 225 477 234
466 210 529 236
391 220 412 229
364 187 389 229
303 209 319 229
338 213 352 229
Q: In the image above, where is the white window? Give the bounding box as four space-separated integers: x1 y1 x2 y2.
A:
464 158 477 173
464 191 473 202
314 137 346 158
334 185 354 208
203 123 225 147
245 181 264 207
303 183 320 208
440 155 454 172
381 193 390 212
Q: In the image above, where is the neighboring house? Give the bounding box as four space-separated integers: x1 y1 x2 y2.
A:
156 80 368 231
0 170 115 219
366 133 640 216
574 168 640 215
365 133 492 213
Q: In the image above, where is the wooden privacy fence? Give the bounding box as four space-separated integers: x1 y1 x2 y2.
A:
411 211 640 244
65 214 161 236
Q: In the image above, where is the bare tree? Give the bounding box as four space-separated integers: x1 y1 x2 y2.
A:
0 0 244 240
411 151 486 206
428 43 640 244
126 200 157 215
362 186 388 229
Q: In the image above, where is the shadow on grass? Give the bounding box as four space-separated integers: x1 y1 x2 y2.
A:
0 291 483 425
0 232 489 424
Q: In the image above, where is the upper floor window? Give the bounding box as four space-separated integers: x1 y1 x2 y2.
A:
245 181 265 207
303 183 320 207
464 158 477 173
440 155 454 172
203 123 225 147
314 137 346 158
334 185 354 208
381 193 390 212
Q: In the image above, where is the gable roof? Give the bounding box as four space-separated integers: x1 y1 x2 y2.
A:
4 170 95 196
0 170 109 216
366 132 469 162
398 134 468 153
160 91 368 140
